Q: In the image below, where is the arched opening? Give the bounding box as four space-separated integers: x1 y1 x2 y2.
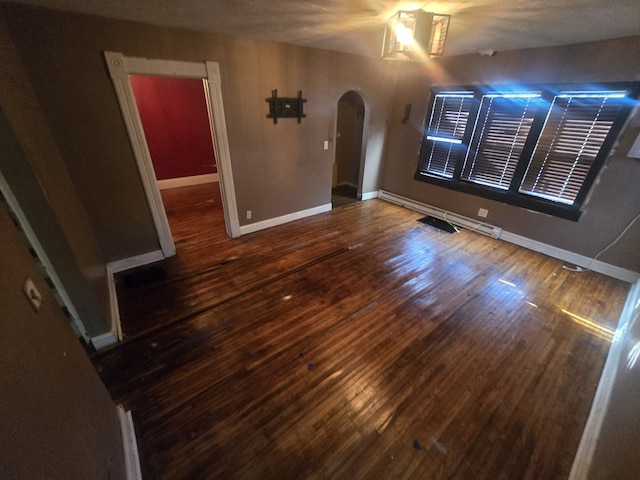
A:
333 90 366 209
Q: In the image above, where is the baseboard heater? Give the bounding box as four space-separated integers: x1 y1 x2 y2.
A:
378 190 503 239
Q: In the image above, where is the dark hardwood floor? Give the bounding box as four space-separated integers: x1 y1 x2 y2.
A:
94 183 630 479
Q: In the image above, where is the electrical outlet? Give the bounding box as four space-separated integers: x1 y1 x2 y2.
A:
23 277 43 312
478 208 489 218
246 210 252 220
323 140 329 150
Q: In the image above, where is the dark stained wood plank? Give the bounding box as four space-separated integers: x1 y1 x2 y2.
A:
94 183 630 479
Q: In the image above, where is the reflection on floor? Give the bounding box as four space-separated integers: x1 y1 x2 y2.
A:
95 184 630 479
332 184 358 209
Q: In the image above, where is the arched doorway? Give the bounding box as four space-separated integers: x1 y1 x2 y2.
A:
333 91 366 209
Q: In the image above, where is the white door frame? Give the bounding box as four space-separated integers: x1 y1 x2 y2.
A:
104 51 241 257
334 90 368 200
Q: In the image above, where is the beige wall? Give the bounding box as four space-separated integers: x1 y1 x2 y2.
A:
0 200 124 479
380 36 640 272
583 280 640 479
0 15 110 335
4 2 637 303
2 4 396 262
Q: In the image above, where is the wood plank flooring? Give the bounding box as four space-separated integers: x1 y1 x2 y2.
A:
93 184 630 479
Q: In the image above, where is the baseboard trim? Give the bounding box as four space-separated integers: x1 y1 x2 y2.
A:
239 203 332 236
569 279 640 479
378 190 639 283
500 231 639 283
157 173 218 190
97 250 165 348
361 191 378 201
91 331 118 350
117 406 143 480
108 250 165 274
378 190 502 239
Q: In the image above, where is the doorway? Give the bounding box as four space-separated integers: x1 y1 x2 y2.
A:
104 51 241 259
129 75 222 246
332 91 365 209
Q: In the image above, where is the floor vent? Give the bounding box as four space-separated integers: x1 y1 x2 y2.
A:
379 190 502 239
418 215 459 234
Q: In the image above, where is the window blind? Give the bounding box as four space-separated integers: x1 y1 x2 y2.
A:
420 92 474 178
415 83 638 220
462 94 542 189
519 92 627 204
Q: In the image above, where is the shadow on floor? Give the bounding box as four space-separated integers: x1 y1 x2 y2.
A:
332 184 359 209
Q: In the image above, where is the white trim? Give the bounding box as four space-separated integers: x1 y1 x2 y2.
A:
378 190 503 239
104 263 122 343
100 250 164 346
500 231 639 283
124 57 207 79
361 191 378 201
107 250 164 274
204 61 241 238
104 52 176 258
569 280 640 479
117 406 143 480
157 173 218 190
91 331 118 350
238 203 332 236
0 171 90 341
377 189 639 283
103 52 240 248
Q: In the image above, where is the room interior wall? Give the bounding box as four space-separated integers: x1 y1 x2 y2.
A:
0 110 111 336
130 75 217 180
1 4 396 263
576 278 640 479
380 36 640 273
0 200 125 480
0 15 111 336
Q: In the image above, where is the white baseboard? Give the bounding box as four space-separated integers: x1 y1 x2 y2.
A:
569 279 640 479
377 189 639 283
157 173 218 190
500 231 639 283
97 250 165 347
91 331 118 350
361 191 378 201
108 250 165 274
117 406 143 480
378 190 502 239
239 203 332 236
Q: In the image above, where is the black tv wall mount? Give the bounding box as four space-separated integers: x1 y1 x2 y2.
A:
266 89 307 124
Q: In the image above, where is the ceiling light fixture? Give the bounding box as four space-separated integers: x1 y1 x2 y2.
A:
382 10 451 61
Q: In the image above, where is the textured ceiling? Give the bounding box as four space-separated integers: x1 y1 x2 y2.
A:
8 0 640 57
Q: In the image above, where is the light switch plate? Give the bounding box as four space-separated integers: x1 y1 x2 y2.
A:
23 277 43 312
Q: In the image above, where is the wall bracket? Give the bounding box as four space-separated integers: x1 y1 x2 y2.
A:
266 89 307 124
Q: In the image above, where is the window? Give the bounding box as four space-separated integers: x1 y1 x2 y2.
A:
422 92 474 178
416 84 639 220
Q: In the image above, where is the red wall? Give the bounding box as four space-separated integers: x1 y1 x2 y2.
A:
130 75 216 180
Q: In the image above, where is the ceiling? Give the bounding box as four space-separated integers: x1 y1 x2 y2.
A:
8 0 640 58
